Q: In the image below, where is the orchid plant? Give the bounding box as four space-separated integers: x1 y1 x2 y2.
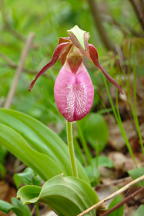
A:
29 25 122 122
0 26 123 216
29 25 122 177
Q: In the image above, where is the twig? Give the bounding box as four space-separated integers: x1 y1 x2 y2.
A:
77 175 144 216
101 187 144 216
4 33 35 108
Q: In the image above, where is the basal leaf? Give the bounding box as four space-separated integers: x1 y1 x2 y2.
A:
0 123 62 180
0 108 88 182
18 175 99 216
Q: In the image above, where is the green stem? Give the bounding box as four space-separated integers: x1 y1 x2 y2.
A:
35 203 40 216
66 121 78 177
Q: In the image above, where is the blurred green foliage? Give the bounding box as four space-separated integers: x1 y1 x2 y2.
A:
13 167 41 188
0 198 32 216
108 195 124 216
79 113 109 154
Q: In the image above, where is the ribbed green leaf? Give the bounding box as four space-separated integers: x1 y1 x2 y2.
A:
0 123 62 180
18 175 98 216
0 108 88 181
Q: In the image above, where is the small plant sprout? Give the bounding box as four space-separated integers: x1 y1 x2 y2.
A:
29 25 123 177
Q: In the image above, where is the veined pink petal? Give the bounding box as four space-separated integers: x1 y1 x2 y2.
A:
54 62 94 122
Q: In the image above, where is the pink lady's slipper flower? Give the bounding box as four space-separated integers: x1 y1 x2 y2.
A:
29 26 122 122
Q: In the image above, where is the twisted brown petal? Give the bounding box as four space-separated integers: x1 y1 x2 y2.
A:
29 42 70 91
88 43 123 93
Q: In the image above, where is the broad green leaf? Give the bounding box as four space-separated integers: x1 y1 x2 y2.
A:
0 123 62 180
108 195 124 216
128 168 144 187
18 175 99 216
133 205 144 216
13 168 41 188
0 108 88 182
0 109 68 171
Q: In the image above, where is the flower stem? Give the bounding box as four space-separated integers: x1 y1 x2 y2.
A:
35 203 40 216
66 121 78 177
